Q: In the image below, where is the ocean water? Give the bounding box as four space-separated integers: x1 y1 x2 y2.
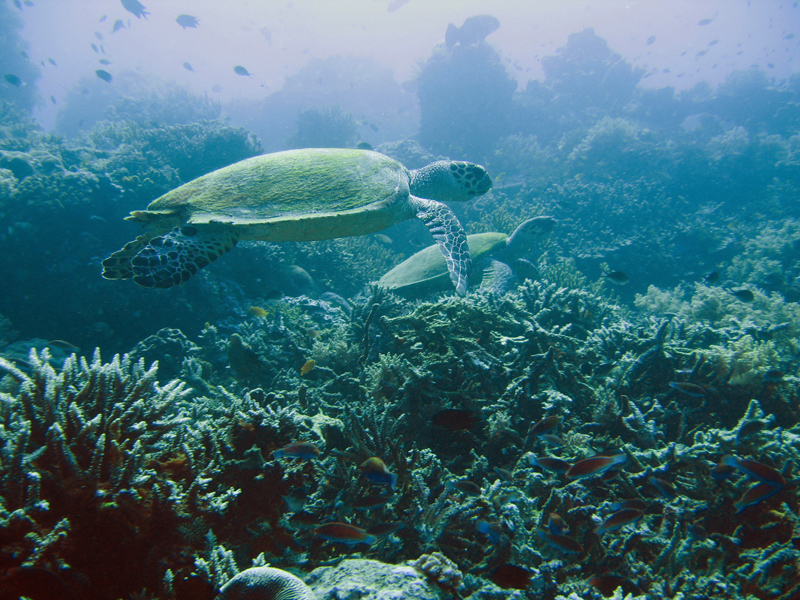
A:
0 1 799 598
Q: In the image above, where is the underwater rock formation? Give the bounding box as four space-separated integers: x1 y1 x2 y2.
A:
417 42 516 159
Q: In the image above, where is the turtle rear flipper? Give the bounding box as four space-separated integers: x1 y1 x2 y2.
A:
412 197 471 295
130 225 239 288
480 260 514 294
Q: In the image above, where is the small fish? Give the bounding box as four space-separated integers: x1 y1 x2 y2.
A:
50 95 56 104
300 359 315 376
595 508 644 535
649 476 677 500
566 453 627 480
476 519 503 544
729 288 755 302
360 457 397 490
645 35 656 45
211 84 222 93
373 233 392 245
183 62 194 72
539 531 583 554
529 415 562 437
490 564 532 590
493 467 513 481
431 408 479 430
352 494 392 511
720 455 785 487
91 43 99 53
451 479 482 496
287 510 318 530
527 455 571 474
233 65 253 77
282 487 308 512
95 69 113 82
314 522 376 545
603 270 629 285
445 14 500 49
4 74 22 86
47 340 80 354
366 521 404 537
493 490 523 507
176 14 199 29
703 270 720 283
668 381 707 398
357 141 374 150
273 441 321 460
610 499 648 512
734 482 782 513
711 461 738 482
121 0 149 19
537 433 568 448
95 31 104 41
547 513 569 535
47 57 57 66
698 17 714 26
112 19 125 33
98 59 111 65
248 305 269 317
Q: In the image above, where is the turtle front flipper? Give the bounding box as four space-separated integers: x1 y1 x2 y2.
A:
102 233 155 281
129 225 238 288
411 197 471 295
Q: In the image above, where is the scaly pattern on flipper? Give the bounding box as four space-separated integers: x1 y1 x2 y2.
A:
413 197 471 295
131 225 238 288
101 234 154 280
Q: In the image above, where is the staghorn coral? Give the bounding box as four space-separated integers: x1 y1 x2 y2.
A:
0 349 201 598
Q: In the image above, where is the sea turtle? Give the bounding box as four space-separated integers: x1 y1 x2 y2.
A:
377 216 555 297
102 148 492 293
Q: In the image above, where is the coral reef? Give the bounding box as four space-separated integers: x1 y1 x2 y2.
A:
0 19 798 600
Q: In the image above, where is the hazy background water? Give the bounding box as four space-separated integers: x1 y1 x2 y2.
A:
16 0 798 132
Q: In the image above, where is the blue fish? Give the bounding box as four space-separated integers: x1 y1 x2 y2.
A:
476 519 503 544
360 457 397 490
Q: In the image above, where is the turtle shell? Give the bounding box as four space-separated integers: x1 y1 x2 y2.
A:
128 148 411 242
379 231 508 295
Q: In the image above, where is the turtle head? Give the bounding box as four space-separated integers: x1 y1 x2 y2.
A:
506 216 557 255
409 160 492 202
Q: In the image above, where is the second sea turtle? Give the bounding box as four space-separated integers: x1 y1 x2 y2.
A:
377 216 555 297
